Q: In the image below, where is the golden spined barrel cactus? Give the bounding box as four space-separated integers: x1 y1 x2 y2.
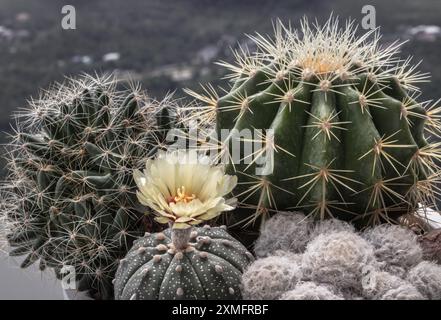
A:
1 74 177 299
187 17 441 234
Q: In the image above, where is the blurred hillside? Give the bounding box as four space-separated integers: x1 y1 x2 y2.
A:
0 0 440 133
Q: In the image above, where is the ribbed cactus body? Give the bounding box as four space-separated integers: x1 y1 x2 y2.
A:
114 226 254 300
188 18 440 237
220 72 429 227
2 74 176 299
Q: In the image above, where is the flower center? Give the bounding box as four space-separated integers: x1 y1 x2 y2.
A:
171 186 196 204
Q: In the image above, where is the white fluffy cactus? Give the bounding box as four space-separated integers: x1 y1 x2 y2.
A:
361 268 421 300
254 212 357 258
280 282 344 300
246 214 441 300
406 261 441 300
381 284 425 300
363 224 423 276
308 218 355 240
241 255 302 300
253 212 312 257
301 231 376 295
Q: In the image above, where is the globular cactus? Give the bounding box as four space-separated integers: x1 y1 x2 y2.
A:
253 211 312 257
361 269 419 300
280 282 344 300
241 255 303 300
114 149 253 300
406 261 441 300
308 217 355 240
246 215 440 300
1 74 176 299
114 226 253 300
362 224 423 277
301 231 376 296
380 284 425 300
187 16 441 236
254 211 356 257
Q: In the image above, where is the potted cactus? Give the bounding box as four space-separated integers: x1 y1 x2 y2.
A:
1 74 176 299
187 16 441 245
114 149 254 300
1 14 440 301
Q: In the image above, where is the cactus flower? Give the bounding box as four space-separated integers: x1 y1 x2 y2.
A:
134 150 238 229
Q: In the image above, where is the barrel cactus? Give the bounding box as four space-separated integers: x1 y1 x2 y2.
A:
1 74 176 299
114 150 254 300
187 17 441 233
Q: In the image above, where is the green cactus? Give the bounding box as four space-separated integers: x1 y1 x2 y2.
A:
1 74 176 299
114 225 254 300
187 17 441 237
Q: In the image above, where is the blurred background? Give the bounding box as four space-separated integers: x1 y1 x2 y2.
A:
0 0 440 299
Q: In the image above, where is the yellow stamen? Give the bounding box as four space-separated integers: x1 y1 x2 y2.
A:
174 186 196 204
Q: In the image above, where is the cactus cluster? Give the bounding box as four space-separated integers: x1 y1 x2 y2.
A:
1 15 440 301
114 225 254 300
241 212 441 300
1 74 176 299
187 16 441 235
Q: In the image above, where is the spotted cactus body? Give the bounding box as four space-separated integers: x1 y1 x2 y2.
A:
114 226 254 300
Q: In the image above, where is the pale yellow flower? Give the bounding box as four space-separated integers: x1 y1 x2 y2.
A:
134 150 237 229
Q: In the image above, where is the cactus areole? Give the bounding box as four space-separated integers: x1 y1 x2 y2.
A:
187 17 441 232
114 225 254 300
